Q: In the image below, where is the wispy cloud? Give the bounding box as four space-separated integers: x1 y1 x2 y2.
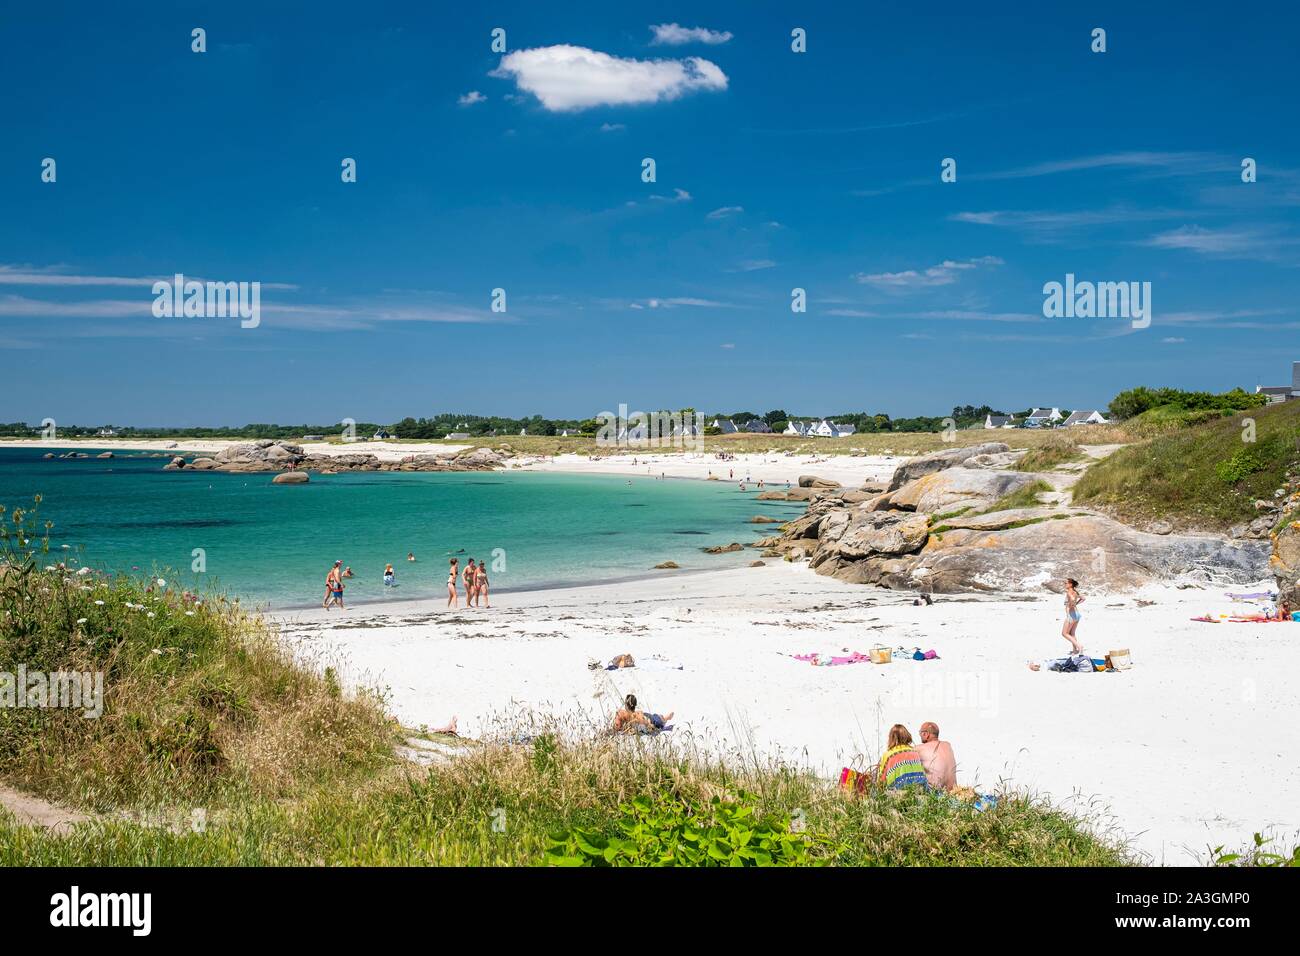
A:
457 90 487 106
490 45 727 112
599 122 626 132
649 23 733 46
855 256 1003 289
706 205 744 219
0 265 296 290
729 259 775 272
649 188 692 203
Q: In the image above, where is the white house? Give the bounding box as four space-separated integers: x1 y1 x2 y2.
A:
445 432 471 440
372 428 393 440
1024 408 1063 427
1256 361 1300 403
784 420 810 436
710 418 739 434
984 414 1017 429
811 419 856 438
1062 409 1109 426
95 428 116 437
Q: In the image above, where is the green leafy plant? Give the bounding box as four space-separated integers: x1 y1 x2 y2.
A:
1215 448 1266 484
1211 832 1300 867
543 791 827 866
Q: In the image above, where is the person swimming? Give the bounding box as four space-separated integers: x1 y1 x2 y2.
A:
407 552 416 562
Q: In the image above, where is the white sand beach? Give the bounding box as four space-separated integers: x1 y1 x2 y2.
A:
512 450 901 487
274 563 1300 865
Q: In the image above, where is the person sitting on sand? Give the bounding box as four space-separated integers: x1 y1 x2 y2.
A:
876 724 930 791
916 721 957 792
611 694 673 734
1061 577 1084 654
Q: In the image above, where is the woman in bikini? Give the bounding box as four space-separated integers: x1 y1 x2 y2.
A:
446 558 459 608
478 561 490 608
463 559 477 608
1062 577 1084 654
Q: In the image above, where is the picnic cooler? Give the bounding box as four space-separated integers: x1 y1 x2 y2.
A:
869 645 892 664
1106 648 1132 671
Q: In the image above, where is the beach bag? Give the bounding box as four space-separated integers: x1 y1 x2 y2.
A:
869 645 892 664
1106 649 1132 671
839 767 869 794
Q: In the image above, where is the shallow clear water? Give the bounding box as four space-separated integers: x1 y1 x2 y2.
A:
0 448 803 608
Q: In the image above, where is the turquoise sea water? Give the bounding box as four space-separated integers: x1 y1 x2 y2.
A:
0 448 803 608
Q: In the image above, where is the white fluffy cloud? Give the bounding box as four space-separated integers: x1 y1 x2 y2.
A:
458 90 486 106
491 45 727 112
649 23 733 46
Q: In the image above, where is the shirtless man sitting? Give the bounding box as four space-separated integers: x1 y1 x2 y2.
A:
611 694 673 734
915 721 957 792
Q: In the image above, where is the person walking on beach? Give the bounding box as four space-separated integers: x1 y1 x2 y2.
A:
1061 577 1084 654
324 560 345 611
447 558 459 608
478 560 491 608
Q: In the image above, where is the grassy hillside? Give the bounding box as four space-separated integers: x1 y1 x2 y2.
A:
0 497 1131 866
1073 400 1300 529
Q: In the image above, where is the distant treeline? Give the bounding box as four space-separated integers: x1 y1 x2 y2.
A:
0 389 1267 439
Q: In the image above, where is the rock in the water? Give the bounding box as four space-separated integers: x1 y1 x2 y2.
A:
749 560 766 567
702 542 744 554
272 471 309 484
756 490 789 501
887 442 1010 490
42 453 54 459
653 561 680 569
96 451 114 459
797 475 841 489
162 455 186 470
749 515 779 523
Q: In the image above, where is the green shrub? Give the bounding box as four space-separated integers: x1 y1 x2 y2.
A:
544 791 828 866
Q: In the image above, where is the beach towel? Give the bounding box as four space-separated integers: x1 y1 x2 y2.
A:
789 651 872 667
877 746 930 791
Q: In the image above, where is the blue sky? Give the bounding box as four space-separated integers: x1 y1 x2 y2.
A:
2 1 1298 425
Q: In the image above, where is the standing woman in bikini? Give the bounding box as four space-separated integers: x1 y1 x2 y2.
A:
1062 577 1084 654
478 560 490 608
447 558 459 608
463 558 477 608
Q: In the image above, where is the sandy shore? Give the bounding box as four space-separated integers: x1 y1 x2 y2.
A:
511 451 900 487
273 563 1300 865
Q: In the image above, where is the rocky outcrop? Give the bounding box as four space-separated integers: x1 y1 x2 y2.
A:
766 453 1270 594
798 475 841 489
886 442 1010 490
272 471 309 484
1269 469 1300 607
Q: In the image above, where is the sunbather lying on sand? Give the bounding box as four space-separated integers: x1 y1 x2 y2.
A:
611 694 673 734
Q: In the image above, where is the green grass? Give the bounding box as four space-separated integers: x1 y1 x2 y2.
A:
0 730 1132 866
1014 433 1084 472
980 480 1054 514
1072 400 1300 529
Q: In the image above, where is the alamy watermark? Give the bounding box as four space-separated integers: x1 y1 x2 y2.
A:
595 404 705 451
152 273 261 328
1 666 103 718
1042 273 1150 329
